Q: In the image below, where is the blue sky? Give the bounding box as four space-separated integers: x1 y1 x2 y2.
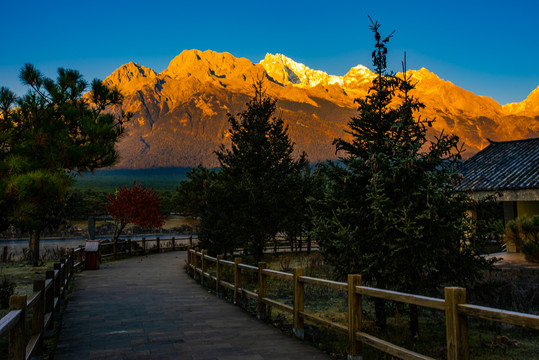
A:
1 0 537 105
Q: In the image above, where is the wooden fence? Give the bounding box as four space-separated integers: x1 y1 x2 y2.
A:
97 235 194 259
187 247 539 360
0 248 81 360
0 235 191 360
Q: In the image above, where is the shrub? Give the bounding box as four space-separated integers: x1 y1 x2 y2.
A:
505 215 539 262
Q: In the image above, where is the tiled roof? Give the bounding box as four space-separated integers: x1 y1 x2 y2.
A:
456 138 539 191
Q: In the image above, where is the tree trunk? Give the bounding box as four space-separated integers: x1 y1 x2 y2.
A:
29 229 41 267
113 221 126 242
252 235 264 262
374 298 387 330
307 225 311 254
298 226 303 253
410 304 419 339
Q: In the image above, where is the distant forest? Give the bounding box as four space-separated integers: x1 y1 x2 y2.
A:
73 167 194 192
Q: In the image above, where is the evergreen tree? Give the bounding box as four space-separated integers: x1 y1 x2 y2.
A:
198 80 307 260
0 64 130 265
312 20 496 336
173 165 218 218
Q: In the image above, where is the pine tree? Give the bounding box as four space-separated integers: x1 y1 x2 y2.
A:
312 20 496 336
173 165 218 218
0 64 130 265
199 80 307 260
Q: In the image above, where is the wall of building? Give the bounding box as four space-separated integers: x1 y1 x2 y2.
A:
517 201 539 218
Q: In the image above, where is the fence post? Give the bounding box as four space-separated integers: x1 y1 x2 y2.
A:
157 237 161 252
62 258 69 293
201 250 207 285
171 237 176 251
127 239 132 256
348 274 362 359
2 245 7 262
77 245 83 267
113 239 118 259
69 249 75 279
142 237 146 255
54 263 62 299
189 236 193 248
45 270 55 326
445 287 469 360
216 254 223 297
187 245 192 276
234 257 242 305
32 280 46 356
194 247 200 281
257 262 267 320
293 267 305 339
9 294 27 360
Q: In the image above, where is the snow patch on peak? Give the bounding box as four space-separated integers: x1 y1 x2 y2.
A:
404 68 439 82
260 53 343 87
349 64 371 73
260 53 377 90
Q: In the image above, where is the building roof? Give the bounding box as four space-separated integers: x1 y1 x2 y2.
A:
457 137 539 192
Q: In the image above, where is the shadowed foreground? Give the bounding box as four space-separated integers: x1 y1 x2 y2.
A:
55 251 332 360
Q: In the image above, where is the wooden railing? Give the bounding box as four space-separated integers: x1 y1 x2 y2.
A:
0 235 192 360
0 248 81 360
98 235 194 259
187 247 539 360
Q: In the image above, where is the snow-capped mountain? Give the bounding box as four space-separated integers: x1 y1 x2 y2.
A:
101 50 539 168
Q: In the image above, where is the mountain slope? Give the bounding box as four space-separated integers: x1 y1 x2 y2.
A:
104 50 539 168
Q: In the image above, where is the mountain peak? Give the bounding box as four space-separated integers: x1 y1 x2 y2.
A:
260 53 344 87
161 49 255 83
104 62 157 93
503 85 539 114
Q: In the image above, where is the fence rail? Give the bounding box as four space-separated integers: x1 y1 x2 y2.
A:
0 248 78 360
0 236 192 360
98 235 194 259
187 247 539 360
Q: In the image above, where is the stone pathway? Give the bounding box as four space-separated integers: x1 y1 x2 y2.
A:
55 251 332 360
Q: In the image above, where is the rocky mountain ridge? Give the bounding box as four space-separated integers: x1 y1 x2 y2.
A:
103 49 539 169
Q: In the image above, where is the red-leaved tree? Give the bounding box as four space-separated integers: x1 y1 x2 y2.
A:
106 182 166 241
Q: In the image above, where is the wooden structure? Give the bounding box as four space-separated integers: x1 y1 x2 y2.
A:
457 137 539 252
187 247 539 360
457 138 539 216
0 235 192 360
0 249 81 360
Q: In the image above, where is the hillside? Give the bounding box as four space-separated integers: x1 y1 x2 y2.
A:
102 50 539 168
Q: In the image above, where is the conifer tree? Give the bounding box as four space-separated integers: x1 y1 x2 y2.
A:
312 20 496 336
199 80 307 260
0 64 130 265
173 165 218 218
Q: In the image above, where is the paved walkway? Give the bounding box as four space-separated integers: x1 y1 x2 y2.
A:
55 251 332 360
487 251 539 271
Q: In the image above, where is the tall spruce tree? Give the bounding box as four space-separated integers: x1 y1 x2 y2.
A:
312 20 496 336
0 64 129 265
198 80 307 260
